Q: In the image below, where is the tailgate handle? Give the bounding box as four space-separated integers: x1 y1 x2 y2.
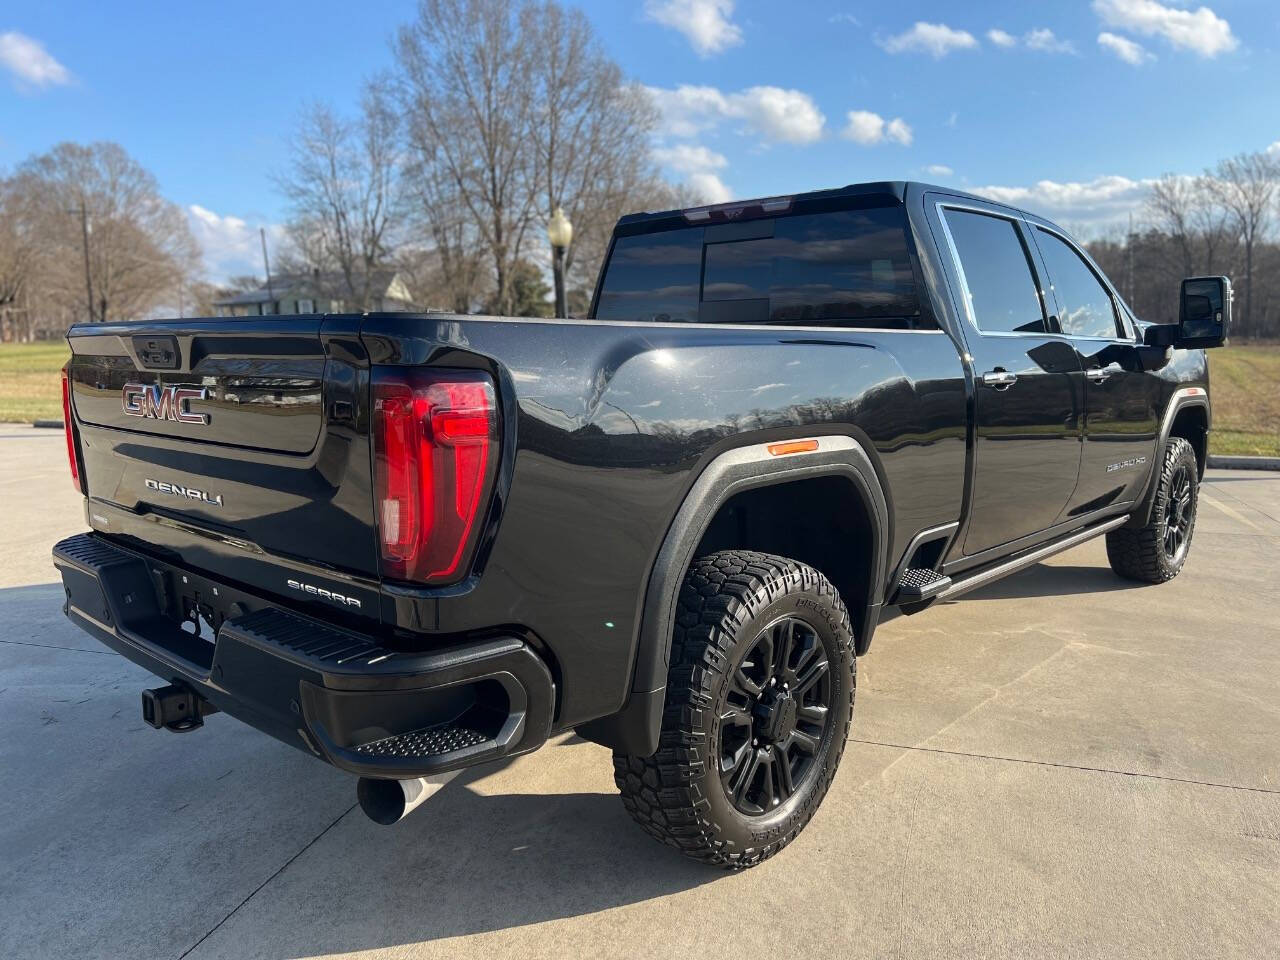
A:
133 335 181 370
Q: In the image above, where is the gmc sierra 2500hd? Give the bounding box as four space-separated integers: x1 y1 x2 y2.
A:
54 181 1229 868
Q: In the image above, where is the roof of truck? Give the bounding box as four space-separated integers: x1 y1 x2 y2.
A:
614 180 1014 235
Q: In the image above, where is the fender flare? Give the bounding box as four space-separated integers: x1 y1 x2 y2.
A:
1128 387 1209 529
577 434 890 755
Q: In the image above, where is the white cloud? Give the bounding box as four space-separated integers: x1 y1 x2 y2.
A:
925 164 954 177
988 27 1076 53
843 111 885 145
0 31 70 88
651 143 728 174
651 143 732 205
1093 0 1237 58
879 22 978 58
187 205 284 284
842 111 912 146
885 117 913 146
1268 141 1280 157
643 85 730 138
1025 28 1075 54
830 13 861 26
1098 31 1155 64
644 0 743 57
975 175 1155 233
729 86 826 144
687 171 733 204
645 84 825 144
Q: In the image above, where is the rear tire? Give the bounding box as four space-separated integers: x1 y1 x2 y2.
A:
1106 436 1199 583
613 550 855 869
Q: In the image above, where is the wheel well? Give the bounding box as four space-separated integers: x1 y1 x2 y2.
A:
692 475 875 641
1169 405 1208 478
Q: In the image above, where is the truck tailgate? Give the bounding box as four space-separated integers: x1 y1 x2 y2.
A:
64 317 381 601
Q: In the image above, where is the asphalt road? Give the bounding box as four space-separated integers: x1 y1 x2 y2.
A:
1 422 1277 959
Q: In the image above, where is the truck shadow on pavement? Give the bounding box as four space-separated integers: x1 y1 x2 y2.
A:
955 563 1145 601
206 757 724 955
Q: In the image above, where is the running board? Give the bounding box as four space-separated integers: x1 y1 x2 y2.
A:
938 516 1129 602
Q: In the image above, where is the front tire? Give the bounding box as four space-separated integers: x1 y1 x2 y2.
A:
613 550 855 868
1106 436 1199 583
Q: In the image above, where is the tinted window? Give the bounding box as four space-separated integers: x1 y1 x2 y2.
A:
594 230 702 323
944 209 1046 334
1035 229 1121 339
702 209 918 321
594 206 919 324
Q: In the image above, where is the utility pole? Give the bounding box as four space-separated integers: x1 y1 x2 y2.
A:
1126 211 1135 306
74 203 95 323
260 227 275 313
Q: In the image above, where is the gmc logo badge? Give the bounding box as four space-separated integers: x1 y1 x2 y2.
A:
122 382 209 425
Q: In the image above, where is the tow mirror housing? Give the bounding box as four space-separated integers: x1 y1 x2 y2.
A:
1178 276 1231 348
1143 276 1231 350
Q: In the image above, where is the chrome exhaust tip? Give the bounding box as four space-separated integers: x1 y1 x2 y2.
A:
356 772 460 825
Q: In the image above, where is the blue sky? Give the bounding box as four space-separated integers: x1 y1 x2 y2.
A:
2 0 1277 281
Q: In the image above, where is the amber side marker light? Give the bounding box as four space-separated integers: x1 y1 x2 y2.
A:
767 439 819 457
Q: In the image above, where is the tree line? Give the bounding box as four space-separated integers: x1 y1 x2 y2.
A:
1086 150 1280 340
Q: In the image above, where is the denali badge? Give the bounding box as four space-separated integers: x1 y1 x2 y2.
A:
287 579 362 609
122 382 209 425
144 477 224 507
1106 456 1148 474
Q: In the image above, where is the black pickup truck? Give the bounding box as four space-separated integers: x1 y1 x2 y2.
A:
53 181 1230 868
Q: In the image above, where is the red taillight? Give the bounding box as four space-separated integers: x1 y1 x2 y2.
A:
61 368 81 493
372 368 499 585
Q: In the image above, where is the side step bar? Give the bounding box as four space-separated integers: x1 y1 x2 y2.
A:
937 516 1128 602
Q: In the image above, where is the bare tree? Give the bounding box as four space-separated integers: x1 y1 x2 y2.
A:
1189 175 1234 275
278 80 405 310
396 0 538 316
522 2 660 286
401 139 488 312
13 142 199 325
1145 174 1199 277
0 177 39 340
1206 151 1280 335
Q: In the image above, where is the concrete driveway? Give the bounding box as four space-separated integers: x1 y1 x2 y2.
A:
1 422 1277 959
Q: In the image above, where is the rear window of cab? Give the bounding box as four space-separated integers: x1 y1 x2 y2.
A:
593 206 920 326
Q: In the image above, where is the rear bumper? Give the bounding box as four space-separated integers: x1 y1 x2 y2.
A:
52 533 555 778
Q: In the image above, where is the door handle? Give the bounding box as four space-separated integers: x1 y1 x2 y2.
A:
982 369 1018 390
1085 367 1113 383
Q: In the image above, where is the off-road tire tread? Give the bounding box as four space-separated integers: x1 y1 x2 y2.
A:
613 550 855 869
1106 436 1198 583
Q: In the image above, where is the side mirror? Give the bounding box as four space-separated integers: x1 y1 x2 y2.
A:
1177 276 1231 348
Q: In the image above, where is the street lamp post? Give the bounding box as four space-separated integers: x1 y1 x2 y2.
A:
547 206 573 319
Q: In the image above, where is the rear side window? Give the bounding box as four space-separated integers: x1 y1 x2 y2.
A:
594 206 919 325
943 209 1047 335
703 210 918 322
594 231 702 323
1034 228 1122 339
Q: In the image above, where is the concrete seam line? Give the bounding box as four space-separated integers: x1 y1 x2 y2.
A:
849 739 1280 796
0 638 118 656
177 803 358 959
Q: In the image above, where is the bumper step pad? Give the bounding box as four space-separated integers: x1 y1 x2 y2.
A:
354 725 491 758
893 566 952 603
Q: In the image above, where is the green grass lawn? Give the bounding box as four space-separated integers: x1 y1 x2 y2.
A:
0 342 70 423
1 340 1276 455
1207 344 1280 457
